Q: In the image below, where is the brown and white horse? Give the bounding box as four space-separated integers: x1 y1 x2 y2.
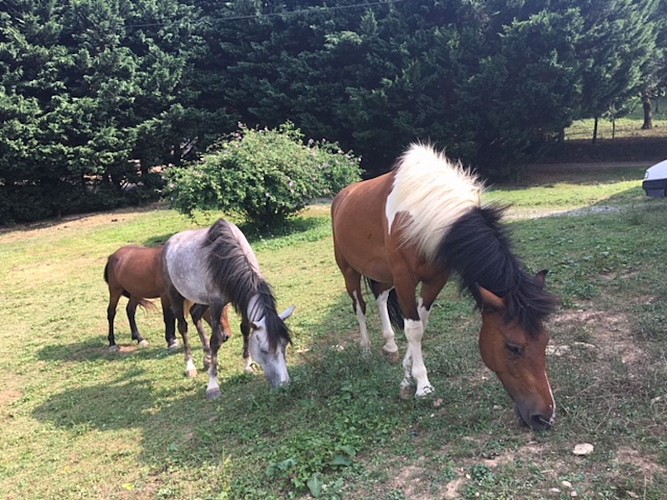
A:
331 143 559 430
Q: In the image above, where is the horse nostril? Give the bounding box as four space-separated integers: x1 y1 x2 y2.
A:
530 414 553 430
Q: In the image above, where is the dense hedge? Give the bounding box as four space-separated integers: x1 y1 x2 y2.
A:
1 0 664 224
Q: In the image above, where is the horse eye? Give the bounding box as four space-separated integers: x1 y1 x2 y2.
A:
506 342 524 356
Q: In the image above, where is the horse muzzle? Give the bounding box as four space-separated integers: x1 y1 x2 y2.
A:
515 403 555 431
268 375 290 389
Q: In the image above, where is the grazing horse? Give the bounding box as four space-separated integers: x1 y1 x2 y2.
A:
163 219 294 399
331 143 559 430
104 245 234 368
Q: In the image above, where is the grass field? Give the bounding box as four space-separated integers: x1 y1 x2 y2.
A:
1 163 666 499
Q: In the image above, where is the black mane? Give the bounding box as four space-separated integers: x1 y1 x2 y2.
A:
203 219 291 349
437 206 558 336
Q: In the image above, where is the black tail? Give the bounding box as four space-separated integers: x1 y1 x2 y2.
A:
364 277 404 330
103 259 110 284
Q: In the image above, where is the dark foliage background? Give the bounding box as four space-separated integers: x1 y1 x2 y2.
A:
1 0 666 223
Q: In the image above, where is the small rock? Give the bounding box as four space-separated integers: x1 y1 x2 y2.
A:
549 488 561 494
433 398 444 408
573 342 596 350
561 480 573 489
546 345 571 357
570 491 578 498
573 443 594 456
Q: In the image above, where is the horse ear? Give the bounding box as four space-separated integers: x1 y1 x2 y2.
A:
478 285 506 310
279 305 296 321
535 269 549 288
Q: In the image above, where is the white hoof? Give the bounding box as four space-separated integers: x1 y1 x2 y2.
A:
206 387 221 400
415 385 435 399
138 339 149 348
108 345 120 353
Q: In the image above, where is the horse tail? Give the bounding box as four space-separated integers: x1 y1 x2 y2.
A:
136 298 158 312
364 277 404 330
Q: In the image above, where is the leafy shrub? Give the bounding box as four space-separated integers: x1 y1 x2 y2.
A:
164 122 361 227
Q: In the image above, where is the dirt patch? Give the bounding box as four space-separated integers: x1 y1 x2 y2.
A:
549 307 646 366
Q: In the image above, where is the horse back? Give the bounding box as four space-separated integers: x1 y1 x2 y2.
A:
164 229 222 305
332 172 397 283
106 245 166 299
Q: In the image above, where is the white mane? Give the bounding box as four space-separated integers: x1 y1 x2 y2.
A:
385 143 484 260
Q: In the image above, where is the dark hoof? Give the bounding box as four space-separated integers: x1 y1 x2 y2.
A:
168 339 180 351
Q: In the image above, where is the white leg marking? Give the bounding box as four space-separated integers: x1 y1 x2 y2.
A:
244 355 255 373
377 290 398 354
353 291 370 352
404 319 434 397
185 358 197 377
207 375 220 393
417 298 431 329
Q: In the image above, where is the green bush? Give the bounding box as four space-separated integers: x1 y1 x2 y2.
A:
164 123 361 227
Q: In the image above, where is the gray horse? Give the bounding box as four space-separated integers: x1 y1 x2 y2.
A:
163 219 294 399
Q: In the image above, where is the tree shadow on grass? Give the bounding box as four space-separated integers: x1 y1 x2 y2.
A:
35 336 178 363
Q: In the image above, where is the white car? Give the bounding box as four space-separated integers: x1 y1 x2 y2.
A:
643 159 667 198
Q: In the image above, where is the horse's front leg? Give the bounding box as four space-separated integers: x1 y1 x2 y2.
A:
402 319 434 398
205 302 225 400
394 279 434 399
240 319 255 373
169 293 196 378
376 288 400 363
161 295 178 350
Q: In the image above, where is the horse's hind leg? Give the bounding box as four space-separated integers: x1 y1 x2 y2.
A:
190 303 212 370
107 291 121 352
168 290 197 378
341 268 370 352
205 302 226 400
127 297 148 347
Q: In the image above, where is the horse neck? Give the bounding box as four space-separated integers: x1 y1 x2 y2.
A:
244 284 279 322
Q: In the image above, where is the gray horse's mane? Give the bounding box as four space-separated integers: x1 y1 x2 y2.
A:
203 219 291 349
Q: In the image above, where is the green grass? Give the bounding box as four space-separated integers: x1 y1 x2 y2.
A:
1 167 666 499
565 97 667 141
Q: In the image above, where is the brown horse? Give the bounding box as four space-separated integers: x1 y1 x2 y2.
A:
104 245 239 372
331 143 559 430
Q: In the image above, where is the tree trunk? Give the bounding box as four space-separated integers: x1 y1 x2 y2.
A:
592 117 599 144
642 94 653 129
612 118 616 139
